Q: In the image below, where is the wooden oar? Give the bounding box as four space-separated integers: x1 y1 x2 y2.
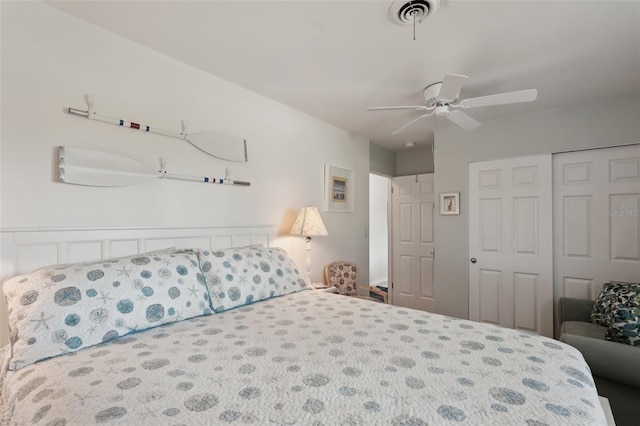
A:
58 146 250 187
68 107 247 163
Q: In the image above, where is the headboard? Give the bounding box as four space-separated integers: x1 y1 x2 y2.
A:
0 225 275 347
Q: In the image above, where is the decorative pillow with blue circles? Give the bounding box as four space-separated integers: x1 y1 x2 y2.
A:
590 281 640 327
606 306 640 346
3 249 211 370
197 246 309 313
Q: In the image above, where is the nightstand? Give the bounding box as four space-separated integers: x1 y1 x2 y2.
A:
310 283 337 293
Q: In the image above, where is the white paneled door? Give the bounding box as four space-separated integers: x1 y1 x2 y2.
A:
391 174 435 311
553 145 640 330
469 155 553 337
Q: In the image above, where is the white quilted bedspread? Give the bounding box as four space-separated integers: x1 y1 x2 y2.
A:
1 290 606 425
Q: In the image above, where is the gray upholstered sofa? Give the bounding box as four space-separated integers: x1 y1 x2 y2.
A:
559 297 640 426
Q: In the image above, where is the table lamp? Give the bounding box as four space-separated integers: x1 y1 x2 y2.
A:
290 206 328 283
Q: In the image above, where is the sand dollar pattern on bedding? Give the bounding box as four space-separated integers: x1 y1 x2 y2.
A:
3 249 211 370
197 246 310 312
0 290 606 425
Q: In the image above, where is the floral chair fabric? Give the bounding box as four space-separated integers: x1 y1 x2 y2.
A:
324 261 388 303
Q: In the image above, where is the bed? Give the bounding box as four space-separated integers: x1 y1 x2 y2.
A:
0 227 607 425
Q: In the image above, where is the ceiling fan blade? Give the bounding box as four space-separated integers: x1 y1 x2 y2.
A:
438 74 468 102
366 106 432 111
459 89 538 109
391 112 434 134
446 110 481 131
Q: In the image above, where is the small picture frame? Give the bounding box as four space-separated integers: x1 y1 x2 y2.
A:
324 165 354 212
440 192 460 215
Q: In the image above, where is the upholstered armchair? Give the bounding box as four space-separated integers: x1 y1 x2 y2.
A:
323 261 388 303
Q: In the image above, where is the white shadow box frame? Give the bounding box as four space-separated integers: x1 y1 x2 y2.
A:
324 165 354 212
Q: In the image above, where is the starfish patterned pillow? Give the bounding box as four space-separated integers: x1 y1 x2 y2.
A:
198 246 309 312
3 249 211 370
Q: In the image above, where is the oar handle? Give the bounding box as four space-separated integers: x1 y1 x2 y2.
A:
162 172 250 186
68 108 185 140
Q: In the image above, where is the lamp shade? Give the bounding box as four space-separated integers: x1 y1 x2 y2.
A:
291 206 328 237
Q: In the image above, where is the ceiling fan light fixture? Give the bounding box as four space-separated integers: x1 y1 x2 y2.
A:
435 105 449 116
389 0 440 25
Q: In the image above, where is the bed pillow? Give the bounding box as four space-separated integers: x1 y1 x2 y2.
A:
605 306 640 346
590 281 640 327
198 246 309 312
3 249 211 370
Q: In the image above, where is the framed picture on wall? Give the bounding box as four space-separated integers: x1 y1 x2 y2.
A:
324 165 354 212
440 192 460 215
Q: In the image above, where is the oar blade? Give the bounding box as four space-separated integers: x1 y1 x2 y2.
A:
58 146 159 187
187 132 247 162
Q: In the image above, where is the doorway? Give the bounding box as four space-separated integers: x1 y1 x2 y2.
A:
467 144 640 338
391 173 435 311
553 144 640 334
468 154 553 337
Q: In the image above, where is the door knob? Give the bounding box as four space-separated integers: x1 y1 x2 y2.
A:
470 258 477 264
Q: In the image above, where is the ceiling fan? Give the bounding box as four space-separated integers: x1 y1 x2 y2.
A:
367 74 537 133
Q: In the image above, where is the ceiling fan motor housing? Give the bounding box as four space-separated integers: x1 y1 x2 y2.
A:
389 0 441 25
423 82 443 107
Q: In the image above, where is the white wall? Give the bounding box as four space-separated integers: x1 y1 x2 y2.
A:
395 146 434 176
0 2 369 285
369 174 389 286
433 95 640 319
369 142 395 177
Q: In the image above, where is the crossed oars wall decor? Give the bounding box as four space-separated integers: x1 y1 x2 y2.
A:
58 146 250 187
68 96 247 163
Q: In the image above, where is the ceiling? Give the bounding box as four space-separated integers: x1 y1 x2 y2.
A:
48 1 640 152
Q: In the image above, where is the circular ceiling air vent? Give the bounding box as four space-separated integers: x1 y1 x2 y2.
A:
389 0 440 25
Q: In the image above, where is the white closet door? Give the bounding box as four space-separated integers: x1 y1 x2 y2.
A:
391 174 435 311
469 155 553 337
553 145 640 309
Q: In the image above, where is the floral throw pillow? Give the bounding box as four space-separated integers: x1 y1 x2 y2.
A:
590 282 640 327
3 249 211 370
198 246 309 313
605 306 640 346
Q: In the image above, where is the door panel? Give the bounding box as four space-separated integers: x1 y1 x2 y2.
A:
514 272 537 332
399 203 413 241
479 270 500 324
420 257 434 298
480 199 501 252
513 198 537 255
399 255 413 295
563 196 591 257
610 195 639 261
469 155 553 337
420 202 434 242
553 145 640 334
392 174 435 311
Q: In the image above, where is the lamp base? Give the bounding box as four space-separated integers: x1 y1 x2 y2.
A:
304 236 312 284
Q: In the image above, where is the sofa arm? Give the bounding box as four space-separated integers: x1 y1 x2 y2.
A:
559 297 594 323
561 332 640 388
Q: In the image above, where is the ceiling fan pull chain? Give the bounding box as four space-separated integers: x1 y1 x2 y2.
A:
412 10 416 40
